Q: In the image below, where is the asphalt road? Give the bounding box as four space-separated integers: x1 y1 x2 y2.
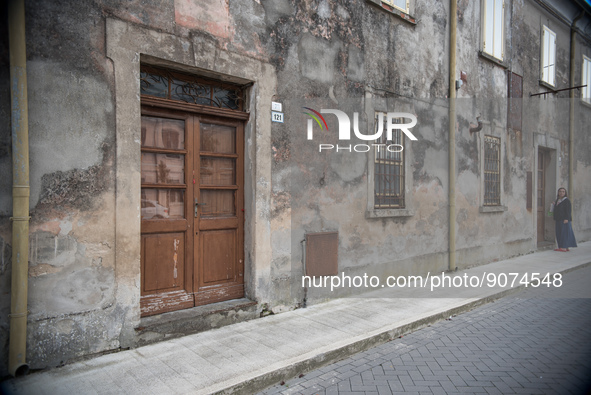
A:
259 265 591 395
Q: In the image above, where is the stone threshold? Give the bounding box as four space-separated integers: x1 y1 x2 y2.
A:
135 298 258 347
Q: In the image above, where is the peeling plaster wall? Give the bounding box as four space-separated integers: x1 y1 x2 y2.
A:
510 0 591 246
450 0 591 266
0 0 119 374
263 0 454 307
1 0 590 374
453 0 524 264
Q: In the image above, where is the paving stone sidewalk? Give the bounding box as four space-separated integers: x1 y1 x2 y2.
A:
259 265 591 395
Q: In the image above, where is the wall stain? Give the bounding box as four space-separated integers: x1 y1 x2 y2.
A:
35 140 113 215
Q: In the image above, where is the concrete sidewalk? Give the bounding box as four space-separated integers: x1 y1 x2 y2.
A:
3 243 591 395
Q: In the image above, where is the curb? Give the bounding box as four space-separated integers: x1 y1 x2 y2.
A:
208 260 591 395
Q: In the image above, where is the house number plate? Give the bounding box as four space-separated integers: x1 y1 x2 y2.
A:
272 111 284 123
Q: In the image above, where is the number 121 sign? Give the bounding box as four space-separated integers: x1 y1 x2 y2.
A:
272 111 284 123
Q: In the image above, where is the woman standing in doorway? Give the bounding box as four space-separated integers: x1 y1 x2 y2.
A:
553 187 577 252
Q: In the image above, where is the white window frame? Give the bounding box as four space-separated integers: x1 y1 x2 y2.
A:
583 55 591 104
541 26 557 86
382 0 409 13
482 0 505 61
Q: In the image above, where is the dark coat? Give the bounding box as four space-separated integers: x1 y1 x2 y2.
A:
553 197 572 222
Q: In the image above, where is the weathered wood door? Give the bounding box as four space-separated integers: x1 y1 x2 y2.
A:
140 107 244 316
193 118 245 306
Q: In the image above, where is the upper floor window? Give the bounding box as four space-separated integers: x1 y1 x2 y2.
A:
382 0 408 12
583 55 591 104
482 0 504 61
541 26 556 86
374 114 405 209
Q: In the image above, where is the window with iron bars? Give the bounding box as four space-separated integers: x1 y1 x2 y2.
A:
374 115 405 209
484 135 501 206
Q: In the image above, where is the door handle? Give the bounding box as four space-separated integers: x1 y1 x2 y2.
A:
194 199 206 217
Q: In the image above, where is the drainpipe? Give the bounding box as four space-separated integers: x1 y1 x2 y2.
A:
8 0 30 377
569 10 584 215
448 0 457 271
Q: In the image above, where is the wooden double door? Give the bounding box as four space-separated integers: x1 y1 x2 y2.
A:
140 106 244 316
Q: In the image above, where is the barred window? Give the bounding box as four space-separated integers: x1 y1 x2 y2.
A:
374 114 404 209
484 135 501 206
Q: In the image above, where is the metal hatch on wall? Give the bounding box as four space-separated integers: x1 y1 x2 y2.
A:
139 65 249 316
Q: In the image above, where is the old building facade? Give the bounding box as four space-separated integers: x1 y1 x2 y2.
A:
1 0 590 374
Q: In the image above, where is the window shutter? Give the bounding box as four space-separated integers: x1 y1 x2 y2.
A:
508 72 522 131
549 32 556 86
584 58 590 101
484 0 494 54
584 59 587 100
542 28 549 82
493 0 503 60
541 27 557 86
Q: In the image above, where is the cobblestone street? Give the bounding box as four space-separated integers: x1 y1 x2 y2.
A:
260 266 591 395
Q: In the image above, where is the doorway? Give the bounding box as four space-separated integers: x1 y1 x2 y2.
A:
140 107 245 316
537 149 547 243
536 148 556 247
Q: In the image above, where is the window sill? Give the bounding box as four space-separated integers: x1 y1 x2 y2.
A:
365 0 417 25
580 99 591 109
479 205 507 213
478 51 508 69
538 80 556 91
366 208 415 218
